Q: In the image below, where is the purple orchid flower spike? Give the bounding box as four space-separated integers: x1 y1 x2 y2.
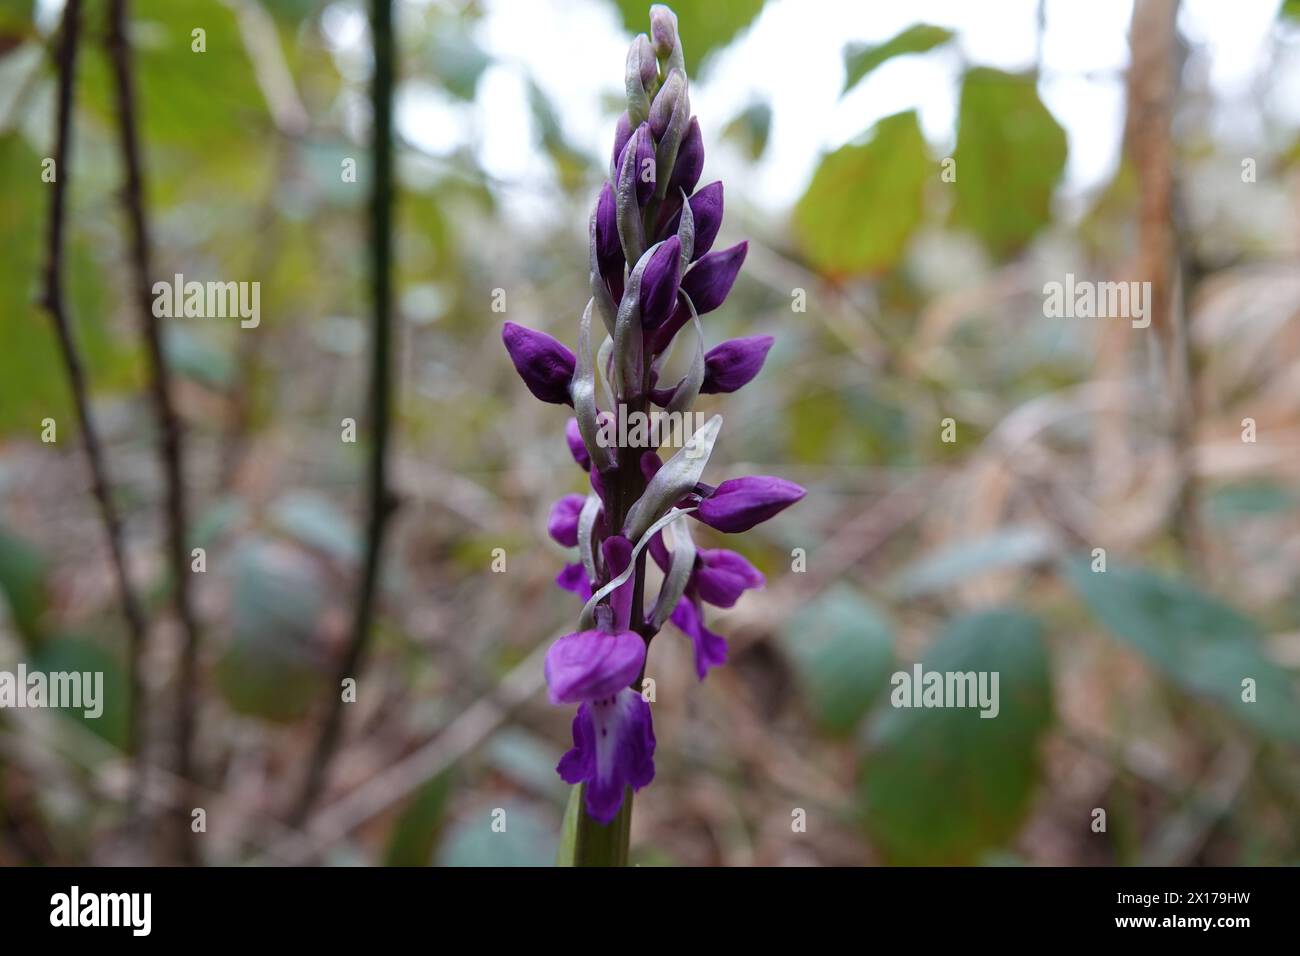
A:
501 4 803 860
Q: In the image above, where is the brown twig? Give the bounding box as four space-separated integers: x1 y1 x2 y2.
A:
37 0 152 828
287 0 397 826
104 0 203 863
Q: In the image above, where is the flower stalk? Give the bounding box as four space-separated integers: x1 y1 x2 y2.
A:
502 3 804 867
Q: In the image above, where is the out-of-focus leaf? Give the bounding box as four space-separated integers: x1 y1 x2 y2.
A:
1283 0 1300 20
1063 558 1300 743
952 67 1066 258
794 110 930 277
428 24 491 100
842 24 954 94
437 802 556 866
268 491 359 563
486 728 567 799
384 771 455 867
0 525 48 645
722 100 771 161
30 635 130 749
215 538 327 722
611 0 763 74
1207 481 1295 520
860 609 1052 864
782 585 895 735
165 325 235 389
892 526 1058 598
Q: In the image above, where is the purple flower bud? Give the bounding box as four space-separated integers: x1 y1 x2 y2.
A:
610 112 632 179
649 70 687 141
701 335 773 394
594 181 624 291
617 122 656 207
639 236 682 330
544 628 645 705
602 534 635 632
547 493 586 547
667 117 703 197
565 418 591 471
694 549 765 608
502 322 575 405
662 181 723 260
556 561 593 602
650 4 678 57
682 241 747 314
694 476 805 533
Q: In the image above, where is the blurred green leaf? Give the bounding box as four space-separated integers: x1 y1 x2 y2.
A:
487 728 568 799
794 110 930 277
0 525 48 645
384 771 455 867
268 491 359 563
722 100 771 161
611 0 764 74
1283 0 1300 20
892 526 1058 599
842 24 954 95
215 539 327 722
1063 559 1300 744
428 24 491 100
782 585 895 735
437 802 556 866
952 67 1066 258
30 635 130 749
165 325 234 389
860 609 1052 864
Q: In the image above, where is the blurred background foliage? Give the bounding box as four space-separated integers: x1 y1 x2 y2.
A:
0 0 1299 866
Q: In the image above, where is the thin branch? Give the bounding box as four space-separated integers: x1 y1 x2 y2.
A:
37 0 152 829
105 0 203 864
287 0 397 826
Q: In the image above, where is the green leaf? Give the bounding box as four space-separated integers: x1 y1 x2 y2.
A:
384 771 455 867
1284 0 1300 20
842 24 955 95
611 0 764 75
860 610 1052 864
1063 559 1300 743
268 491 360 563
722 100 771 161
781 585 895 735
556 785 582 867
891 526 1058 599
30 635 130 750
215 539 327 722
951 67 1066 258
0 525 48 645
793 110 930 277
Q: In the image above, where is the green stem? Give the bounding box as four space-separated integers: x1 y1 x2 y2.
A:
573 787 632 867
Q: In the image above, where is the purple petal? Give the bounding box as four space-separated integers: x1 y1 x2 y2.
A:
566 418 591 471
670 597 728 680
681 241 747 315
594 181 624 290
544 629 645 704
649 70 686 142
501 322 575 405
662 181 723 261
694 549 765 608
617 122 656 207
555 562 593 602
700 335 773 394
639 237 682 330
610 112 632 179
547 493 586 547
694 476 806 533
601 535 635 632
557 689 656 824
667 117 703 197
